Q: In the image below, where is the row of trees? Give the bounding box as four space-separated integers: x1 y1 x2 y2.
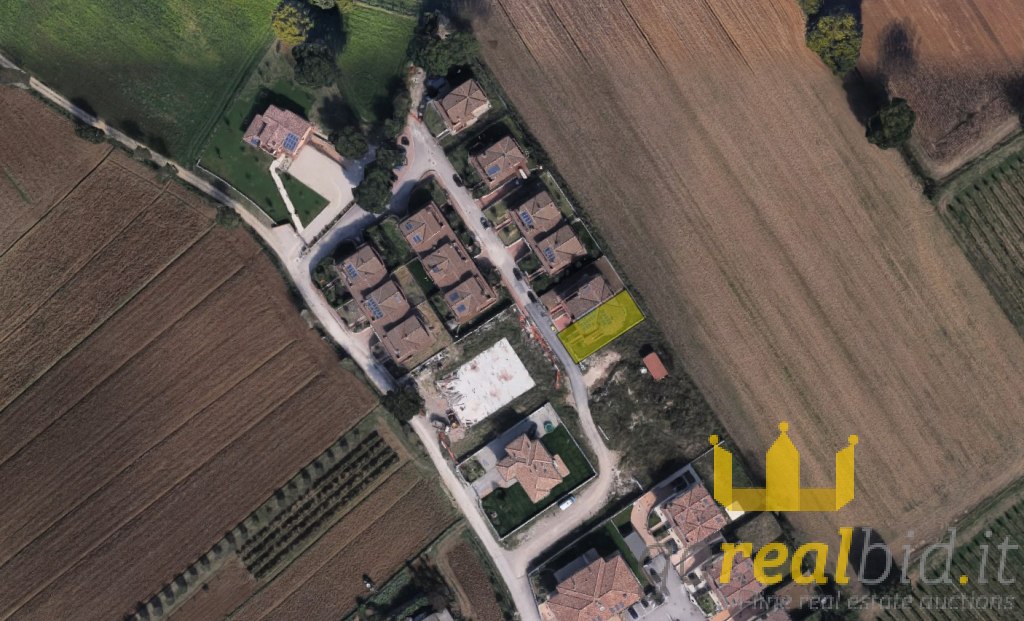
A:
799 1 915 150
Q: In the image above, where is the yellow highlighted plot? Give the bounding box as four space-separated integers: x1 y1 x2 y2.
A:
558 291 644 362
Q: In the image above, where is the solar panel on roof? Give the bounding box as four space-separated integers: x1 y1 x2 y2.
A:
345 264 359 280
413 234 422 244
448 291 460 302
282 133 300 152
366 299 384 319
543 247 557 263
519 210 535 229
456 304 467 314
486 164 501 176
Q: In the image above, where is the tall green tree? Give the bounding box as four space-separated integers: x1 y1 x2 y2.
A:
272 0 314 46
866 98 916 149
806 11 862 75
292 44 336 88
334 126 369 159
412 32 479 76
798 0 822 17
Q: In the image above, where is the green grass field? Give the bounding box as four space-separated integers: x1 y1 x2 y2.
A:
337 5 416 123
481 426 594 537
0 0 277 161
559 290 645 362
198 79 327 225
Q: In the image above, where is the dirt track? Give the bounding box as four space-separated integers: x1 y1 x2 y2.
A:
473 0 1024 549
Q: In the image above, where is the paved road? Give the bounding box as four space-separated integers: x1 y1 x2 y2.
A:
400 118 623 620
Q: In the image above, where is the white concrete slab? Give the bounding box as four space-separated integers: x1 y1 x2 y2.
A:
437 337 535 426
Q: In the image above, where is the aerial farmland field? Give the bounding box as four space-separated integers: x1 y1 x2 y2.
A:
0 0 277 160
473 0 1024 551
858 0 1024 178
0 89 379 621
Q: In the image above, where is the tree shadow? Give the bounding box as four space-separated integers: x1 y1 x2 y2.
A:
317 93 358 138
849 527 901 588
308 5 347 52
69 96 96 118
243 88 308 131
371 75 408 123
1003 72 1024 121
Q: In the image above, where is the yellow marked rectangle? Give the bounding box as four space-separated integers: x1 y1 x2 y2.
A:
558 290 644 362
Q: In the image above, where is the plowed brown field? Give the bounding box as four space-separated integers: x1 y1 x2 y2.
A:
0 90 377 621
441 538 505 621
473 0 1024 549
859 0 1024 178
0 88 110 254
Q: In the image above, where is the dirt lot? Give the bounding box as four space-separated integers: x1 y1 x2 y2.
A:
472 0 1024 550
0 90 377 621
0 88 111 254
438 536 507 621
858 0 1024 178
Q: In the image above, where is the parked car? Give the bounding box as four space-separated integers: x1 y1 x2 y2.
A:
480 216 492 229
513 267 523 281
452 173 464 187
558 495 576 511
400 136 410 146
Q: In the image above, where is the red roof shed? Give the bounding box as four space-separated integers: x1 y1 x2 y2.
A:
643 352 668 381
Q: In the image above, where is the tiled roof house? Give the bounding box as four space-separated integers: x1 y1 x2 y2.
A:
361 279 411 328
535 224 587 275
437 79 491 135
337 245 387 295
708 555 765 612
445 275 497 323
242 105 313 158
401 204 449 254
659 483 728 548
471 136 528 189
541 258 622 330
513 191 586 275
495 433 570 503
381 314 433 363
547 553 644 621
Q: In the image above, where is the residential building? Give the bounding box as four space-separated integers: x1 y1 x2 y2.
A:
643 352 669 381
380 314 433 364
512 190 586 275
546 550 644 621
400 203 497 324
337 245 387 295
401 204 449 254
242 105 313 158
535 224 587 275
446 274 497 323
436 79 491 135
541 257 623 330
495 433 570 503
707 554 765 612
361 279 411 328
471 136 528 189
657 483 728 549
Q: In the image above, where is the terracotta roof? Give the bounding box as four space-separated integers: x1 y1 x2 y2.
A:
762 609 792 621
439 79 490 133
662 484 727 547
642 352 668 381
361 279 411 328
242 105 312 156
535 224 587 275
400 203 448 253
547 554 643 621
472 136 527 189
555 271 615 320
338 245 387 295
380 314 434 363
709 555 764 611
423 242 471 289
445 274 496 322
496 433 570 503
514 190 563 238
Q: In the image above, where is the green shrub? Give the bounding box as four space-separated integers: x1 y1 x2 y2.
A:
866 98 916 149
334 126 369 159
806 11 862 75
797 0 822 17
292 44 337 88
272 0 314 46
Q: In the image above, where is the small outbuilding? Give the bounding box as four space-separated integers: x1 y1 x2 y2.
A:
642 352 668 381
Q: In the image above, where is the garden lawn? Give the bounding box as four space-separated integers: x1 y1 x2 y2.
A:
480 426 594 536
199 80 323 225
0 0 277 161
337 6 416 123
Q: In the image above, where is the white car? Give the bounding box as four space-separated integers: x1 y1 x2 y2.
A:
558 495 576 510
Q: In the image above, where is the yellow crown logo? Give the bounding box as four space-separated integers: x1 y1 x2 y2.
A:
708 422 858 512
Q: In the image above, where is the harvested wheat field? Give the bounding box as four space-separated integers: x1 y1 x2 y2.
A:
0 88 377 621
439 536 506 621
472 0 1024 550
858 0 1024 178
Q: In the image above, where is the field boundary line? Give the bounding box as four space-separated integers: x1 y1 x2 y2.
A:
0 219 214 415
0 182 168 347
0 147 112 263
0 335 298 585
0 261 256 464
0 348 319 618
